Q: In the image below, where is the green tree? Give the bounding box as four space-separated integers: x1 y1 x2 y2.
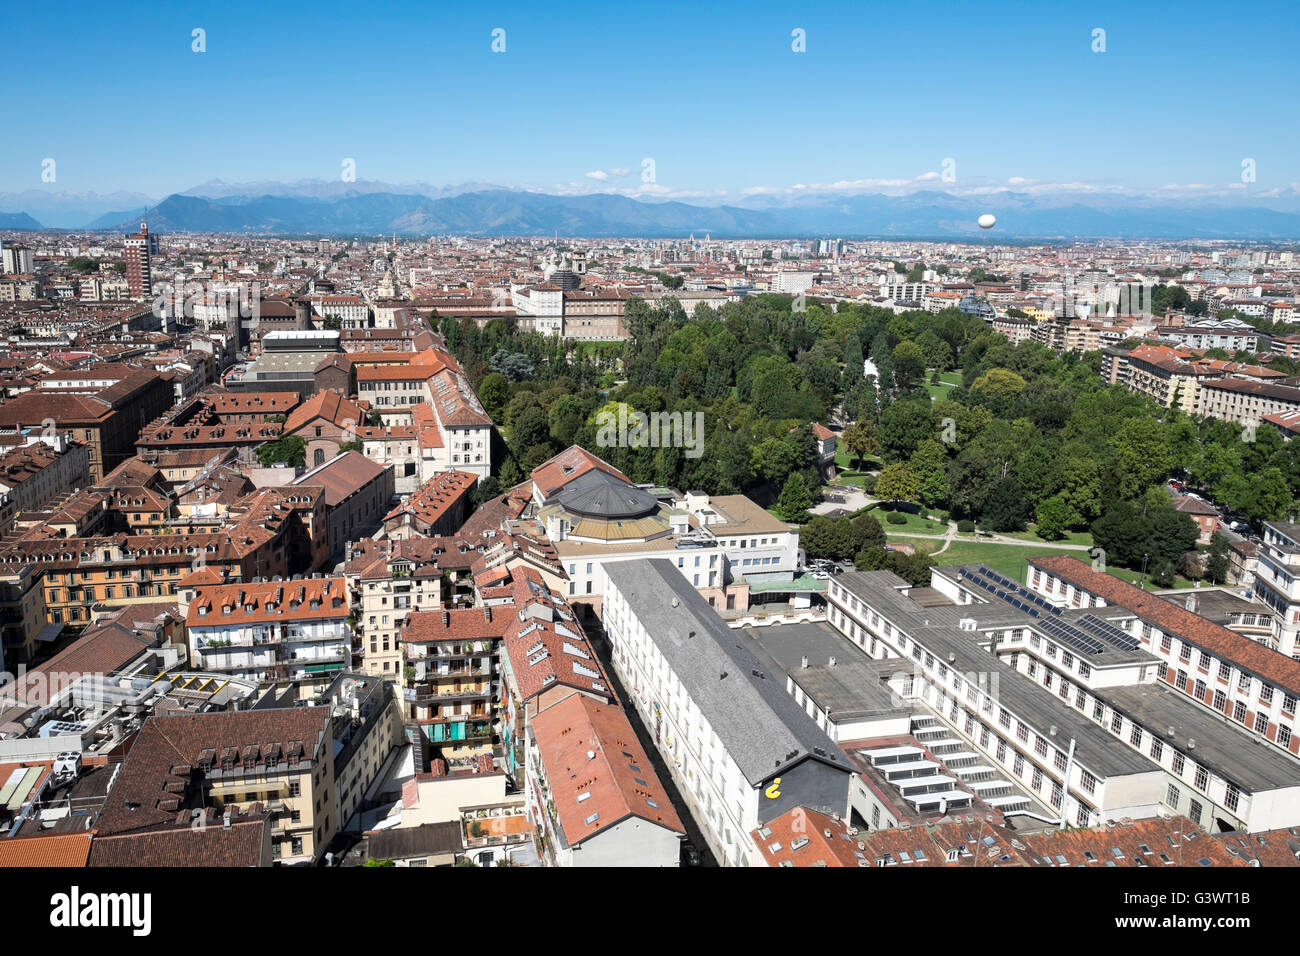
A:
1204 533 1230 585
874 462 920 505
982 477 1030 532
909 439 951 508
877 401 934 462
840 420 877 470
257 435 306 468
775 472 814 522
1034 495 1071 541
1108 418 1168 501
891 341 926 388
478 372 509 421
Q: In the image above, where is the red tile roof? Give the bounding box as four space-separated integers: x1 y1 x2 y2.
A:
1029 554 1300 694
529 446 630 499
530 694 684 844
0 832 92 867
187 577 349 626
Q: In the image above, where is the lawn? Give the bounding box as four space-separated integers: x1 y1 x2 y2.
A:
998 526 1095 547
831 472 873 489
924 370 962 401
890 536 1080 583
1107 565 1199 591
874 508 948 535
834 447 880 473
888 535 1201 590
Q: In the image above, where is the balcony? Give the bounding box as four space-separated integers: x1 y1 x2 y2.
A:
404 683 494 705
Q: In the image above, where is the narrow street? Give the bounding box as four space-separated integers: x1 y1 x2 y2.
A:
582 613 719 867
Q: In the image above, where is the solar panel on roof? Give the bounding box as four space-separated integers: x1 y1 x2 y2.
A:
1078 614 1142 651
1037 616 1104 655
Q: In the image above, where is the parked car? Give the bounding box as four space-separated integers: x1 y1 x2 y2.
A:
681 842 702 867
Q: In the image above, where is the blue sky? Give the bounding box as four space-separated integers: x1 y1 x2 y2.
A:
6 0 1299 201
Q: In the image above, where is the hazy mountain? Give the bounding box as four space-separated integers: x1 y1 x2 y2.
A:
178 178 511 202
0 189 154 229
84 188 1300 239
0 211 43 230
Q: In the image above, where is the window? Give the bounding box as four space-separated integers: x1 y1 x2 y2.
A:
1172 752 1185 776
1150 739 1163 762
1233 701 1248 723
1166 784 1180 807
1213 689 1227 711
1081 770 1097 794
1194 765 1208 791
1254 713 1269 734
1111 713 1123 734
1280 725 1292 748
1129 725 1143 748
1225 784 1240 813
1188 800 1203 825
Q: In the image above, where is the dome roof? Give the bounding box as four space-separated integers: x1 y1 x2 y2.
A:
551 469 658 520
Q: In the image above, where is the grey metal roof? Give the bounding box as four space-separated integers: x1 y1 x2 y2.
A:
604 558 851 786
1103 684 1300 792
550 468 658 520
835 569 1160 779
743 622 907 722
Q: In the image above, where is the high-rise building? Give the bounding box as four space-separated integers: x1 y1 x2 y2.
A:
1 243 34 275
123 222 157 298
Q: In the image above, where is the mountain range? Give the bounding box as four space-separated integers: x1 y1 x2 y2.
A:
3 181 1300 239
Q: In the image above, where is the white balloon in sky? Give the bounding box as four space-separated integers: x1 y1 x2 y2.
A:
977 214 997 229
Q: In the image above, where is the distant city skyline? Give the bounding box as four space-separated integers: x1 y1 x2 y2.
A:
5 0 1299 202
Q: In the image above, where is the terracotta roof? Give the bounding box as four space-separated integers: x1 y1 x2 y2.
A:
187 577 349 626
384 470 477 527
290 450 387 507
0 832 92 867
530 446 631 499
283 391 368 435
402 606 511 644
1213 827 1300 866
530 694 684 845
1029 554 1300 694
753 807 1241 868
501 578 613 703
